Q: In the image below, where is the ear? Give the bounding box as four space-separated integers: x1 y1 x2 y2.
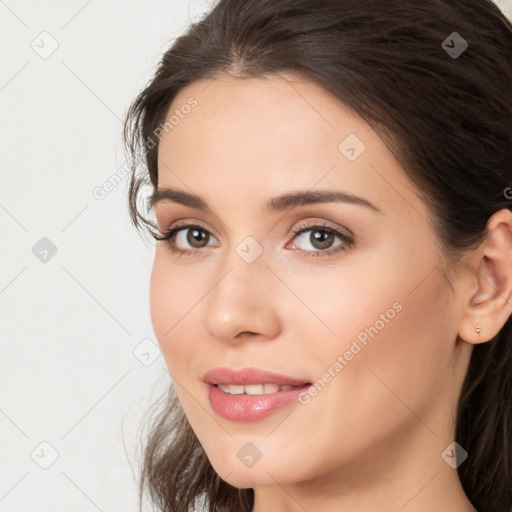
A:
458 208 512 344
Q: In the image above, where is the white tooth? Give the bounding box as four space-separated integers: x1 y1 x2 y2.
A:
218 383 287 395
245 384 265 395
229 385 245 395
279 385 296 391
263 383 280 394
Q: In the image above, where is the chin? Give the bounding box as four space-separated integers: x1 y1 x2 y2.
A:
207 451 306 489
216 467 275 489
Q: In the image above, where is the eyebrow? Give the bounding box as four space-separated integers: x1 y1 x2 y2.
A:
149 187 382 214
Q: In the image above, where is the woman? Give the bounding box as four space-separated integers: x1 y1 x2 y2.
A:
123 0 512 510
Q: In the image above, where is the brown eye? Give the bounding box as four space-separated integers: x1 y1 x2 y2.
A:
152 223 217 254
308 229 336 250
289 224 353 256
183 227 210 248
154 221 353 258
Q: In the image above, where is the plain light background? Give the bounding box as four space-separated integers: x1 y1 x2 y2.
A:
0 1 511 511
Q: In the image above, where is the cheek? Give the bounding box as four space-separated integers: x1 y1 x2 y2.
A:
269 264 454 481
149 253 195 372
312 262 454 437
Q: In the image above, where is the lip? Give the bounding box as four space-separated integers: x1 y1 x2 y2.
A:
203 367 312 422
202 367 310 386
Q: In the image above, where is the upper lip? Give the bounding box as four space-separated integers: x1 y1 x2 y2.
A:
203 367 311 386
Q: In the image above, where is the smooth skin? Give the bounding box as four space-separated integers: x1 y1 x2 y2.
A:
149 73 512 512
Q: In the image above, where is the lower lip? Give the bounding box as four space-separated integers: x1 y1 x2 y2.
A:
207 383 310 422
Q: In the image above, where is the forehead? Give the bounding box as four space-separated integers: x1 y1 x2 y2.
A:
165 73 370 152
155 74 427 224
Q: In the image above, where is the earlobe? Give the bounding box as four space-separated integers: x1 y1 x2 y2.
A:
457 209 512 345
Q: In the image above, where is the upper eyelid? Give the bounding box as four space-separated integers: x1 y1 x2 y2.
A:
164 219 348 237
293 220 353 237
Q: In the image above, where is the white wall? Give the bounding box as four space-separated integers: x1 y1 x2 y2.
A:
496 0 512 17
0 1 510 511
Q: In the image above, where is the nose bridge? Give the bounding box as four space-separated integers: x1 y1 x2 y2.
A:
215 223 269 296
203 237 279 343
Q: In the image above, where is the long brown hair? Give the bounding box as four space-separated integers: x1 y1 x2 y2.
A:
122 1 512 510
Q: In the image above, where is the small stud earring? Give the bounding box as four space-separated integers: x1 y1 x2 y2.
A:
476 325 481 334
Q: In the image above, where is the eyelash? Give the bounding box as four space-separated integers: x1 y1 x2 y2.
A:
153 221 354 258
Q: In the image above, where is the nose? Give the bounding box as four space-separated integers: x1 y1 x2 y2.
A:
203 248 281 345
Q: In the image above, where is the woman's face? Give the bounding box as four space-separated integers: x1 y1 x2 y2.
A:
150 74 473 489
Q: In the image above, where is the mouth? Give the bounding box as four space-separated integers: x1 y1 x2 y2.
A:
215 383 309 395
203 367 312 422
